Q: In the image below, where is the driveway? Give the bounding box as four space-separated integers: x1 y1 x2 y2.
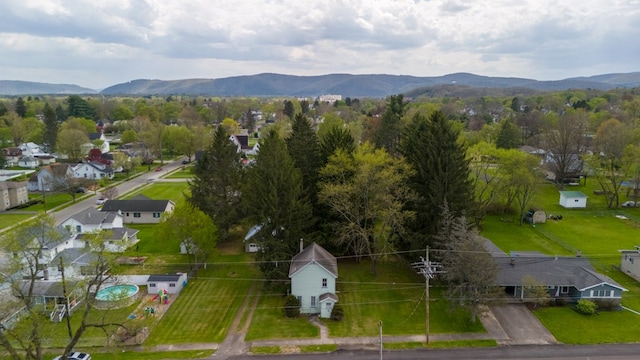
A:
490 304 557 345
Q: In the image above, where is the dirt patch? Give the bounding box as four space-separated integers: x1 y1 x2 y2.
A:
280 345 301 354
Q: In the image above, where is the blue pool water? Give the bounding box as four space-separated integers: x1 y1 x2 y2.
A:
95 285 139 301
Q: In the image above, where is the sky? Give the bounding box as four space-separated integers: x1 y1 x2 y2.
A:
1 0 639 90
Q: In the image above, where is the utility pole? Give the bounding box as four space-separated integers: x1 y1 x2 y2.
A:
378 320 383 360
412 247 443 345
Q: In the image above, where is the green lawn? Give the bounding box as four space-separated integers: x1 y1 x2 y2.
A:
0 213 35 230
124 182 189 206
245 292 320 341
144 253 260 344
165 167 194 179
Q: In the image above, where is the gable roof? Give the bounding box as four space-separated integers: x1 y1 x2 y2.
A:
42 164 71 177
0 181 27 190
101 198 173 212
289 242 338 278
494 255 626 292
65 207 117 226
559 191 588 199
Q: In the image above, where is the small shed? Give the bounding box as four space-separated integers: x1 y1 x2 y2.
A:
559 191 588 208
147 273 188 295
532 210 546 224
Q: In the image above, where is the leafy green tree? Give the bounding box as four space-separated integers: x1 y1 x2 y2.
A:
57 129 89 162
112 152 140 180
496 117 521 149
467 142 505 226
120 129 138 144
399 110 472 250
43 103 58 152
60 117 95 134
243 129 313 280
155 203 218 272
435 209 499 322
188 126 243 241
0 102 7 116
498 149 541 224
15 97 26 118
588 119 630 207
162 125 190 157
112 104 133 120
374 94 405 155
319 143 414 275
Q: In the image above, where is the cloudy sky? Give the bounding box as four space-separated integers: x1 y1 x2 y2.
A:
1 0 639 90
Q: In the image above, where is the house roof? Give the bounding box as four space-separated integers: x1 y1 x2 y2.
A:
559 191 588 198
42 164 71 177
101 198 173 212
76 227 138 241
148 274 183 282
18 281 79 298
3 147 22 156
289 242 338 278
494 255 626 292
51 248 96 267
0 181 27 190
66 207 117 226
319 292 339 302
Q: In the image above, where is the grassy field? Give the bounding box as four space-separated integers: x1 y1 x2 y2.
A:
124 182 189 206
0 213 35 229
165 167 194 179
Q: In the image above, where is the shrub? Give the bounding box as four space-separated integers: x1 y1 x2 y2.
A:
330 304 344 321
576 299 598 315
283 295 300 318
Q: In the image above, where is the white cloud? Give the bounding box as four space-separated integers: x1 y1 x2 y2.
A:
0 0 638 88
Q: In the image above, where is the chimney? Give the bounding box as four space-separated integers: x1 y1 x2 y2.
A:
510 258 515 266
299 238 304 253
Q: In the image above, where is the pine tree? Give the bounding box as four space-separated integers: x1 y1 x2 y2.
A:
287 113 322 210
244 129 313 280
496 117 521 149
374 94 405 155
15 97 26 118
188 126 243 241
319 126 356 164
43 103 58 152
399 110 472 250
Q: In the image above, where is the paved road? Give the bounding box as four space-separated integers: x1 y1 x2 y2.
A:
51 158 186 225
227 344 640 360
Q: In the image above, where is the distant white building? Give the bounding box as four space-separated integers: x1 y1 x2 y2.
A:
318 94 342 103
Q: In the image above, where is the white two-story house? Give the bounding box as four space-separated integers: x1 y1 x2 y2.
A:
289 241 338 318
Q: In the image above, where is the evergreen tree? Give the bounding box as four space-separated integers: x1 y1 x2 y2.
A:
496 117 521 149
319 126 356 164
15 97 26 118
66 95 97 120
287 113 322 210
43 103 58 152
244 129 313 280
399 110 472 250
0 102 8 116
188 126 243 241
55 104 67 122
374 94 405 155
283 100 295 120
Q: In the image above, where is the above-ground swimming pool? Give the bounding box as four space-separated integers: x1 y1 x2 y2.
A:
95 285 139 308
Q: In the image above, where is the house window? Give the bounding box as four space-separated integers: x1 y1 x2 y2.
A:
311 296 316 307
296 296 302 304
76 225 81 233
560 286 569 294
133 212 141 218
153 212 161 218
322 278 327 288
625 255 634 264
149 283 156 288
592 290 611 297
126 212 130 216
169 283 175 287
574 199 579 202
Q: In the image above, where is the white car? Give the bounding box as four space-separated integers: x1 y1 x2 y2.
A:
621 201 638 207
53 352 91 360
96 198 107 205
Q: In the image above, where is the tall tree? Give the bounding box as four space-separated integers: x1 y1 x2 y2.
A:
435 209 499 322
15 97 26 118
495 117 521 149
319 125 356 164
544 110 588 186
188 126 243 241
319 143 415 274
243 129 312 280
57 129 89 162
43 103 59 152
499 150 541 224
399 110 472 250
374 94 405 155
283 100 295 120
66 95 96 120
155 203 218 273
286 113 322 214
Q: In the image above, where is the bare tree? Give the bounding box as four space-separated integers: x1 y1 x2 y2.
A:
544 110 588 186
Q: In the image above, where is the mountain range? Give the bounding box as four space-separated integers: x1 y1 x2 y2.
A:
2 72 640 97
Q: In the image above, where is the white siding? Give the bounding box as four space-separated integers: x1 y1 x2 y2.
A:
291 263 336 314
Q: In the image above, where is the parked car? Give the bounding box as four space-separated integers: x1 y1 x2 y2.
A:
155 166 163 172
96 198 106 205
621 201 638 207
76 187 86 193
53 352 91 360
182 160 189 164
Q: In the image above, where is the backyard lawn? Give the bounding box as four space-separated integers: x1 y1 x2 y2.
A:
124 182 189 206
